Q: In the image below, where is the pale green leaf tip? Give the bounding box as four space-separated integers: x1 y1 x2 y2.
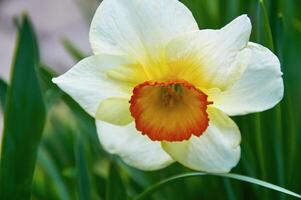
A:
134 173 301 200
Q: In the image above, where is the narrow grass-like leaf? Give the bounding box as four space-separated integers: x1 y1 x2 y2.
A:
223 179 236 200
61 38 86 61
118 161 152 189
133 173 301 200
38 65 63 109
107 162 128 200
257 0 274 50
253 113 267 180
0 79 8 111
38 149 70 200
0 15 46 200
38 66 102 198
39 66 101 154
75 134 92 200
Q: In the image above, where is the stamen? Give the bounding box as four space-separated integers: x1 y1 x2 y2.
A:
161 84 182 107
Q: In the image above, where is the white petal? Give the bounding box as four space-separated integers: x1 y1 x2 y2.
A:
96 97 133 125
90 0 198 65
211 42 284 116
166 15 251 90
52 55 132 116
96 120 174 170
162 107 241 173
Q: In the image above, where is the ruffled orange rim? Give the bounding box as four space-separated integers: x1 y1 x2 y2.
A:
129 80 212 142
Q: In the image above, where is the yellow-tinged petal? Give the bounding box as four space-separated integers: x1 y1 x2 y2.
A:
89 0 198 68
106 63 148 88
211 42 284 116
96 120 174 170
165 15 251 90
162 107 241 173
52 55 134 116
96 98 133 125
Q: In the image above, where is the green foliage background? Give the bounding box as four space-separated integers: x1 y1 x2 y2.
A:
0 0 301 199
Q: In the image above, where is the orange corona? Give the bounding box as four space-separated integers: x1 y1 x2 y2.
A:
130 80 212 142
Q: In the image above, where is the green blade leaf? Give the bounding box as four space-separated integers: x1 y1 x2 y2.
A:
133 173 301 200
39 65 101 153
75 134 92 200
61 38 86 61
0 15 46 200
0 79 8 111
256 0 274 50
38 65 63 109
107 162 128 200
38 149 70 200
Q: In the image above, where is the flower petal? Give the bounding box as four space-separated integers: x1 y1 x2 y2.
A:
52 55 133 116
166 15 251 90
96 120 174 170
162 107 241 173
96 97 133 125
90 0 198 65
211 42 284 116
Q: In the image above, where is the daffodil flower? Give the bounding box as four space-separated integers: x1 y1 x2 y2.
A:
53 0 283 172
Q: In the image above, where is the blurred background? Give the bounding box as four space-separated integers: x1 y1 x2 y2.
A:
0 0 94 80
0 0 301 199
0 0 97 135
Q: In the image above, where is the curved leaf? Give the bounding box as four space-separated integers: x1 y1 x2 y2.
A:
75 134 92 200
38 149 70 200
256 0 274 50
107 162 128 200
133 173 301 200
0 15 46 200
61 38 86 61
0 79 8 111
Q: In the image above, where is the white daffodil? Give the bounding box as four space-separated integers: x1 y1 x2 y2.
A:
53 0 283 172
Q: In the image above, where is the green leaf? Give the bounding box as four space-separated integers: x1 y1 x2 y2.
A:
38 65 63 109
107 162 128 200
38 149 70 200
75 134 92 200
133 173 301 200
38 66 100 153
0 15 46 200
256 0 274 50
38 66 102 199
0 79 8 111
61 38 86 61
